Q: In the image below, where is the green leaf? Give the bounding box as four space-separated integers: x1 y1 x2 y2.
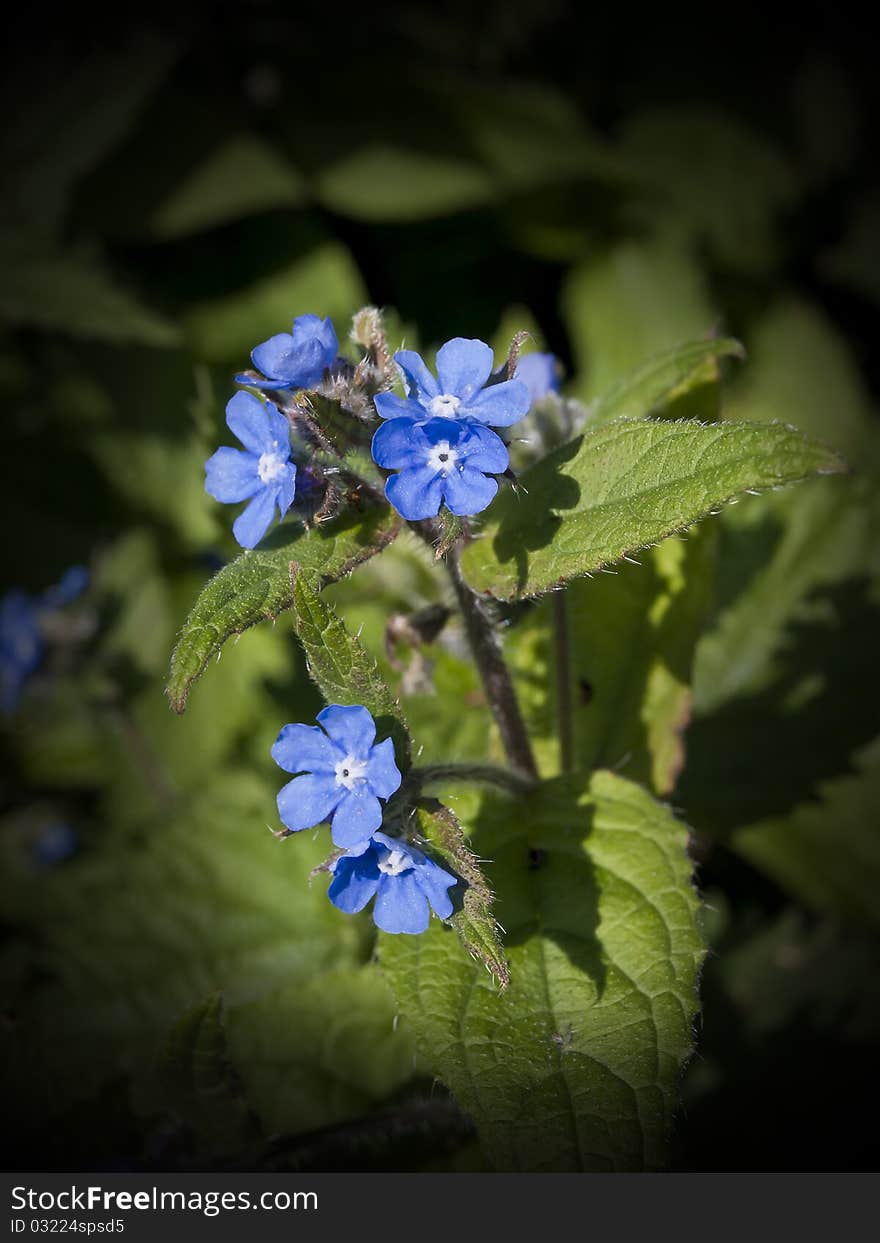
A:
461 417 846 600
150 133 306 239
167 506 400 713
617 108 798 274
184 242 366 363
562 240 716 403
0 250 180 346
157 993 261 1157
507 528 716 793
380 770 704 1170
314 145 494 221
587 337 745 428
732 737 880 930
412 802 508 988
289 568 411 765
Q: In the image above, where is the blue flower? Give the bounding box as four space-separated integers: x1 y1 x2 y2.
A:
515 352 561 404
328 831 457 934
1 591 43 715
0 567 89 716
204 391 297 549
375 337 530 429
372 416 508 520
237 314 338 391
272 705 402 855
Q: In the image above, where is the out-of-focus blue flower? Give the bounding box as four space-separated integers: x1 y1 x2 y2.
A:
1 591 42 715
272 705 402 855
237 314 338 391
204 391 296 549
372 416 508 520
375 337 530 429
0 567 90 716
515 352 561 404
328 831 457 934
31 821 79 869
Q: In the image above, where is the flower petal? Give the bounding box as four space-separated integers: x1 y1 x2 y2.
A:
330 786 383 852
275 463 297 516
277 772 342 832
442 466 498 516
394 349 439 403
271 723 341 774
435 338 494 401
317 704 377 756
232 487 278 548
373 872 430 934
461 378 531 427
371 418 428 469
457 423 509 473
328 851 381 914
204 447 262 503
226 390 278 453
385 466 445 520
515 352 560 403
374 391 425 421
413 856 458 920
251 333 297 384
365 736 402 799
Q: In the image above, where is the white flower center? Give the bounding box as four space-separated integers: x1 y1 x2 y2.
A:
426 441 459 475
428 393 462 417
257 450 287 483
334 755 368 790
377 847 414 876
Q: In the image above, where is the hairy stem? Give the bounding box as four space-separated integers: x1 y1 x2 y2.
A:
445 545 538 782
553 591 574 773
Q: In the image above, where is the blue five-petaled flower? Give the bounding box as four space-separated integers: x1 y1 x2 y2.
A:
328 831 457 935
237 313 338 391
374 336 530 428
515 352 560 404
272 705 402 855
204 391 297 549
372 416 508 520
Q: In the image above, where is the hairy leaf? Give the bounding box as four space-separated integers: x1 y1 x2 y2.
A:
289 568 411 766
381 770 704 1171
461 417 845 600
167 506 399 712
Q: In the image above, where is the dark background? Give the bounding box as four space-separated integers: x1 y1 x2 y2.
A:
1 0 878 1172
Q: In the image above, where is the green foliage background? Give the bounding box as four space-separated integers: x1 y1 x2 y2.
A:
1 3 877 1171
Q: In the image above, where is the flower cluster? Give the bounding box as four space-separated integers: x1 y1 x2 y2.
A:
372 337 531 520
271 704 457 933
1 567 89 715
203 310 558 547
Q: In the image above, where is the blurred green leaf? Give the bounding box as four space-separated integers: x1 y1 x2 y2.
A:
508 529 715 792
381 770 704 1170
184 243 366 363
314 146 494 221
149 133 307 239
617 108 798 273
0 250 180 346
587 337 745 427
167 506 400 713
732 737 880 929
462 417 845 600
158 993 261 1158
563 240 716 402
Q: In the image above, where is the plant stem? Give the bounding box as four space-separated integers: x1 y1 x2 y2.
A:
407 762 534 796
553 591 574 773
445 545 539 782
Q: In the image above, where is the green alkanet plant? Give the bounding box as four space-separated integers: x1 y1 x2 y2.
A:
175 306 846 1170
